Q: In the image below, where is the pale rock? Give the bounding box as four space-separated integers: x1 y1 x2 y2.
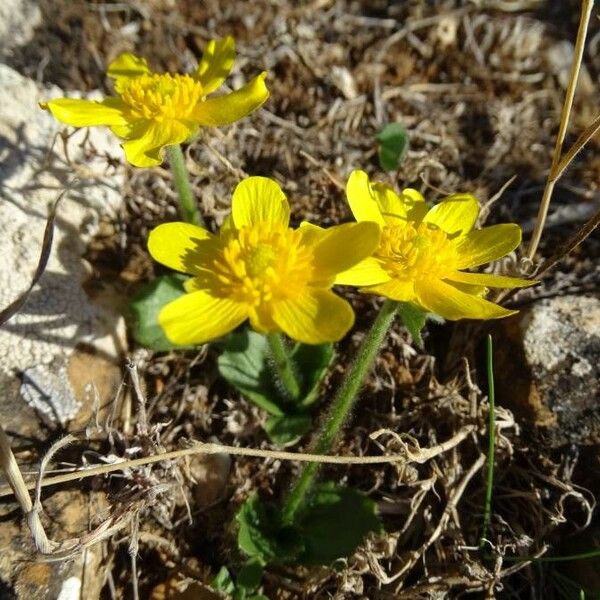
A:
0 63 127 434
0 0 41 58
497 295 600 446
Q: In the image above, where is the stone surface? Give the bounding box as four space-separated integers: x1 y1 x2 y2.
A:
497 295 600 447
0 60 127 597
0 0 41 58
0 63 127 436
0 490 106 600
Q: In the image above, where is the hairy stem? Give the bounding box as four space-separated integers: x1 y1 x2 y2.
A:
267 332 302 401
166 144 204 226
281 299 398 523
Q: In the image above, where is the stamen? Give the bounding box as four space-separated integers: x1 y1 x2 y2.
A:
119 73 204 120
210 223 314 306
376 222 458 280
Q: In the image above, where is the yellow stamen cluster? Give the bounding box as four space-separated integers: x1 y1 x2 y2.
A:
119 73 204 121
211 223 313 305
376 222 458 280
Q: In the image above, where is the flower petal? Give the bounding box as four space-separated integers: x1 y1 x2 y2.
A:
231 176 289 228
107 53 151 88
334 257 391 286
312 221 381 280
415 277 516 320
272 289 354 344
454 224 522 269
248 305 277 334
196 36 236 95
159 291 247 345
41 97 129 127
298 221 325 246
362 278 415 302
445 271 534 288
148 222 215 274
422 194 479 236
370 182 407 225
122 120 196 167
372 184 429 226
345 170 385 225
192 72 269 126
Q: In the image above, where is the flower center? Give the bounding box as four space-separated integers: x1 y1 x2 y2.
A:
211 223 313 306
376 222 458 280
119 73 204 120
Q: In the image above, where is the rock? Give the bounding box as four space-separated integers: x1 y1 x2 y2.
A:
496 295 600 447
0 64 126 597
0 63 127 435
0 490 106 600
0 0 41 59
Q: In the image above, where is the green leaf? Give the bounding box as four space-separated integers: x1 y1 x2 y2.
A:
297 482 382 566
218 328 333 418
212 566 236 594
264 414 313 445
237 559 263 593
129 274 188 351
291 342 334 408
218 329 286 416
236 495 303 564
376 123 409 172
397 301 427 348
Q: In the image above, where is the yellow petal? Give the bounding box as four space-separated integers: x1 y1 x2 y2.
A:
248 305 277 334
311 221 381 280
334 257 391 286
272 289 354 344
400 188 429 222
415 278 516 320
401 188 425 204
362 278 415 302
192 72 269 126
445 271 535 288
183 277 202 292
345 170 385 225
450 281 487 297
370 182 407 225
454 224 522 269
300 221 383 282
159 291 247 345
231 176 289 228
148 222 215 274
107 53 151 87
122 120 196 167
298 221 325 246
422 194 479 236
41 97 128 127
196 36 236 95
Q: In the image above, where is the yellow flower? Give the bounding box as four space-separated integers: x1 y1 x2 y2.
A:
40 37 269 168
148 176 380 345
335 170 534 320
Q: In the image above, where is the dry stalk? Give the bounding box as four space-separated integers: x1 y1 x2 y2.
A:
0 425 475 499
0 424 55 553
394 454 487 586
525 0 595 263
552 111 600 182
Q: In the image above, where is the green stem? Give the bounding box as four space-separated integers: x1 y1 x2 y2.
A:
281 299 398 523
267 333 302 401
479 334 495 551
166 144 204 226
